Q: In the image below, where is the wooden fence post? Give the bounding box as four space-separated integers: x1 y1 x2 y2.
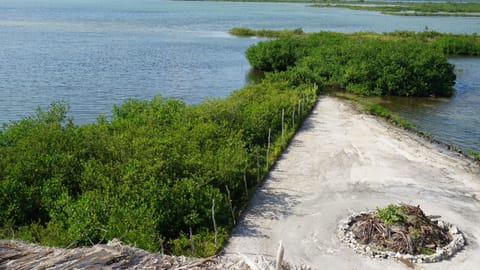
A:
256 148 260 183
225 185 235 225
298 100 301 117
292 110 295 128
160 238 165 255
301 96 305 113
276 241 284 270
281 108 285 144
243 172 248 197
211 199 217 247
189 226 195 255
266 128 271 171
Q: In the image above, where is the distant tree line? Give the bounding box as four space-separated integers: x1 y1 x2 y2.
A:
232 28 480 57
313 1 480 17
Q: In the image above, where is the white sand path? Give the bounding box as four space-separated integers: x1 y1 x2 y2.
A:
225 96 480 270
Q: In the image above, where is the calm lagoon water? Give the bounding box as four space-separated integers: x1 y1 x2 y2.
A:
0 0 479 151
379 58 480 153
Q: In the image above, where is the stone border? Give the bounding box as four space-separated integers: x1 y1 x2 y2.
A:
337 211 465 263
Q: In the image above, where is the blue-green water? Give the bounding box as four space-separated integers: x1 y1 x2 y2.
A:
379 58 480 153
0 0 479 152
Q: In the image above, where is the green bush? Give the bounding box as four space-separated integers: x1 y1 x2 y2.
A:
433 35 480 56
0 81 317 255
468 151 480 161
376 204 407 225
229 27 305 38
245 32 456 97
229 27 257 37
245 38 308 71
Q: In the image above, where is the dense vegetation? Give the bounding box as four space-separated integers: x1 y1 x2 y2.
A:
245 31 456 97
232 29 480 57
229 27 306 38
377 31 480 56
313 1 480 17
0 82 317 256
191 0 480 16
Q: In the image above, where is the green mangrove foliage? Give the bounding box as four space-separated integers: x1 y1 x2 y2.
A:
378 31 480 57
231 29 480 57
0 81 317 256
468 151 480 161
245 37 310 72
245 32 456 97
229 27 305 38
313 1 480 17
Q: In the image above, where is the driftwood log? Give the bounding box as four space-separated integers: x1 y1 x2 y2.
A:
0 239 310 270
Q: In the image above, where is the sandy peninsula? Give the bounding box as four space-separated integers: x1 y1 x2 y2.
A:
225 95 480 270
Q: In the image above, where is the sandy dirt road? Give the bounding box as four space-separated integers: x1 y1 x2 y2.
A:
224 96 480 270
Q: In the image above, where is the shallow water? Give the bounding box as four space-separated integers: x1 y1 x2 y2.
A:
0 0 479 152
379 58 480 153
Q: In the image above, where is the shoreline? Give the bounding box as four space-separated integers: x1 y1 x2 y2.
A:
225 95 480 269
330 92 480 164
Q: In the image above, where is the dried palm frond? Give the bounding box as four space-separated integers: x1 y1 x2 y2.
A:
349 204 451 255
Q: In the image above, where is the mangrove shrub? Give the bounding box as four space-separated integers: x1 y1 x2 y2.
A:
0 82 317 256
246 32 456 97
